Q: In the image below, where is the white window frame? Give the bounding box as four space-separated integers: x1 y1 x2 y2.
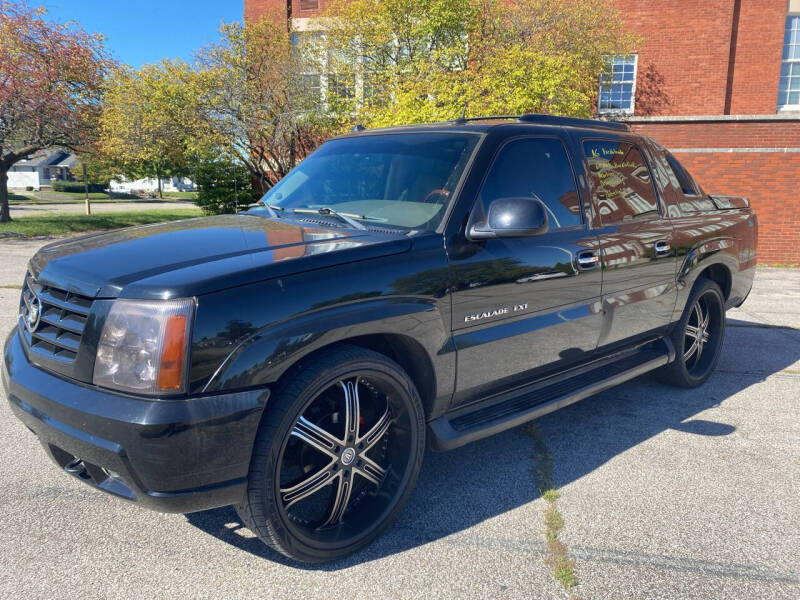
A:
598 54 638 115
778 14 800 112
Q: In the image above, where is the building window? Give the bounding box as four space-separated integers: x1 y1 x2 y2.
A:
779 15 800 110
299 0 319 11
598 55 637 114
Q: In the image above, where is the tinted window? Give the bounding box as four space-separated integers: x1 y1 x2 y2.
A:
665 152 699 196
258 132 480 231
479 138 582 230
583 140 658 222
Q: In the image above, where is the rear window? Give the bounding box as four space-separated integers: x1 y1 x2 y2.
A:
583 140 659 222
664 152 699 196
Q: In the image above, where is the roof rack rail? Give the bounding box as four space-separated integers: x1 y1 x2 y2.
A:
517 113 629 131
451 114 519 124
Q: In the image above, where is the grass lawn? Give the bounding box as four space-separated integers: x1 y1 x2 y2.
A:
0 209 203 237
161 191 198 199
8 190 198 204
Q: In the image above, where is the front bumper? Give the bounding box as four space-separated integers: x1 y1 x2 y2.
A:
2 329 268 513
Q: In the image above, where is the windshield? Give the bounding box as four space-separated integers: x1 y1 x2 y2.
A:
255 132 481 231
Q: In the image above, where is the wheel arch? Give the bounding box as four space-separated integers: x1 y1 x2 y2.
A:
274 333 438 419
697 262 732 300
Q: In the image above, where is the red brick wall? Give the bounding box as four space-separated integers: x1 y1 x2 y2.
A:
631 121 800 264
629 120 800 149
244 0 287 21
674 152 800 264
727 0 786 114
615 0 737 115
615 0 788 116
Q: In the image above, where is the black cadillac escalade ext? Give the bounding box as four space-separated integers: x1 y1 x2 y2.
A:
2 114 758 563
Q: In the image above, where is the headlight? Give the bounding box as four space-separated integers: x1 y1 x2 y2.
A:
93 298 194 395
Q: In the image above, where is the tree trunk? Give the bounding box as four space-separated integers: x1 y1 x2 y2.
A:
0 166 11 223
156 164 163 199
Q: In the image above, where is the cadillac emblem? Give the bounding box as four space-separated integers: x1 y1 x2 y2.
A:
24 293 42 333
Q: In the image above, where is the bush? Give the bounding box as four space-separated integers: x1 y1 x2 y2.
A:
192 158 258 215
25 186 34 191
52 181 106 193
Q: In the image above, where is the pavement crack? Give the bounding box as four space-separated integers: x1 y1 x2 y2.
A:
527 423 578 597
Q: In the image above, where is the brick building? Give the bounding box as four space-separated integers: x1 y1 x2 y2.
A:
244 0 800 263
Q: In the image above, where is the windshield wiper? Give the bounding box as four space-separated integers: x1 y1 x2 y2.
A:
256 200 284 219
292 207 367 230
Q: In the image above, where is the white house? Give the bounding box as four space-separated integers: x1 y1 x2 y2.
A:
8 150 78 190
109 176 195 194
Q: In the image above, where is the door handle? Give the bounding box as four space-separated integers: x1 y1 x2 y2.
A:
654 241 671 257
576 251 600 270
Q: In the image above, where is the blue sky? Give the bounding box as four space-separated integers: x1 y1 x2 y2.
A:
37 0 243 67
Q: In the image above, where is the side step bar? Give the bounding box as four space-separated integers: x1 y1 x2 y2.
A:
428 338 674 451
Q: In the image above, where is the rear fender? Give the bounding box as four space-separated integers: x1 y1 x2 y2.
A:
674 236 739 319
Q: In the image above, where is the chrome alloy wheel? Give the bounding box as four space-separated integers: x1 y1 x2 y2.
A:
681 289 723 378
683 297 711 368
275 372 413 545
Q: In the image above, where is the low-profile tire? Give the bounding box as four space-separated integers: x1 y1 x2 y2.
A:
658 277 726 388
235 344 425 563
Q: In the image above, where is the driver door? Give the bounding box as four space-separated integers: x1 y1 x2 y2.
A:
446 136 603 407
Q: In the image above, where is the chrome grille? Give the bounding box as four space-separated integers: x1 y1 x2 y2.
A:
20 272 92 363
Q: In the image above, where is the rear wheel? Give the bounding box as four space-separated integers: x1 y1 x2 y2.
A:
658 278 726 388
235 345 425 563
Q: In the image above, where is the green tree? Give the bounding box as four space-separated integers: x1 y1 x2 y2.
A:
318 0 637 126
193 13 332 193
191 153 258 215
98 61 202 198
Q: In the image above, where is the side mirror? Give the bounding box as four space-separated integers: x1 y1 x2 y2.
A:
467 197 549 240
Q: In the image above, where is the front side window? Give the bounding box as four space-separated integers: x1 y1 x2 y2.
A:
598 55 638 114
779 15 800 110
478 138 582 230
257 132 480 231
583 140 659 222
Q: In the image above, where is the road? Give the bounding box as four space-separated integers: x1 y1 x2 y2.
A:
1 237 798 599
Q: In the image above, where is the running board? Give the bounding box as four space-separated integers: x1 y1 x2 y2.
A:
428 339 674 451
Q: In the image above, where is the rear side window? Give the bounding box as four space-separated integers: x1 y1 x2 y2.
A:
479 138 582 229
664 152 699 196
583 140 659 222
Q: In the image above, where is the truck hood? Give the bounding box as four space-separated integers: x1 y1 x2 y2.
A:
29 213 411 299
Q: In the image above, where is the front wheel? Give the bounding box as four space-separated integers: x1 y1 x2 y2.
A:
658 278 726 388
235 345 425 563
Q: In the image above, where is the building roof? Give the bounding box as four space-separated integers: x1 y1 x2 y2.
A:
10 149 76 169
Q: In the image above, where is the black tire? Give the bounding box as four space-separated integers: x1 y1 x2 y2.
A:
235 344 425 563
658 278 726 388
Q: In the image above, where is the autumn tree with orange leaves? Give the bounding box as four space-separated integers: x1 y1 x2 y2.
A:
0 1 111 221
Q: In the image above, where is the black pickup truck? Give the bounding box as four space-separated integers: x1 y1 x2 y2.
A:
2 114 757 563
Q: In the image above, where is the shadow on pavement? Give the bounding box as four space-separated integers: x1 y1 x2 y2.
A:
185 316 800 569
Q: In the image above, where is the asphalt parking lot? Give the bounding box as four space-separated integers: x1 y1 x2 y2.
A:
1 236 798 599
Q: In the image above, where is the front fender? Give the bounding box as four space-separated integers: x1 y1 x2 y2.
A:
187 235 455 413
203 296 452 398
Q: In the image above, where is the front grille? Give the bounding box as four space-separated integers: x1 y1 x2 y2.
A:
20 272 93 363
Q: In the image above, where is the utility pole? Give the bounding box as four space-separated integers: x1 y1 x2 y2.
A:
82 162 91 215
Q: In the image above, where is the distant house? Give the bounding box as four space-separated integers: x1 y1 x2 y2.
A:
109 176 196 194
8 150 78 190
